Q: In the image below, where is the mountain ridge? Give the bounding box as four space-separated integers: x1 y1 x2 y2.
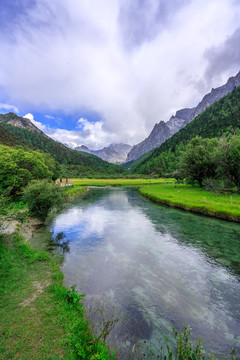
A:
131 84 240 174
75 143 132 164
127 71 240 162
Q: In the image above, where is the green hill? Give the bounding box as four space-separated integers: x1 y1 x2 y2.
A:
131 85 240 175
0 114 124 177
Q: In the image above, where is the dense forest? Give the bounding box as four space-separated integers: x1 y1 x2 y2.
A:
131 85 240 175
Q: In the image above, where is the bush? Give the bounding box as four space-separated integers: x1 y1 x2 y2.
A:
23 180 67 220
0 144 54 197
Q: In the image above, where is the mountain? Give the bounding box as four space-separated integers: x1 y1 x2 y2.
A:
126 122 171 163
75 143 132 164
0 112 124 177
131 83 240 174
0 112 47 136
127 71 240 162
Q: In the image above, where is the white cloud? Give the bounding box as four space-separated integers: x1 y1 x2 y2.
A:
49 117 120 149
0 0 240 145
24 112 48 132
23 113 34 121
0 103 19 113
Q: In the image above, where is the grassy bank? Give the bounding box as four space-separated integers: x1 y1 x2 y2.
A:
139 184 240 222
0 233 114 360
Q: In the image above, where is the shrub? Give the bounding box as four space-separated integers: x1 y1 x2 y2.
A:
23 180 67 220
0 144 54 197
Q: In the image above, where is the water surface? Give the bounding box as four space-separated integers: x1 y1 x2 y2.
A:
31 187 240 359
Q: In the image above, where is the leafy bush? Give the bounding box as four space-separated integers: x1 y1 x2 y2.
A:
0 144 54 197
23 180 67 220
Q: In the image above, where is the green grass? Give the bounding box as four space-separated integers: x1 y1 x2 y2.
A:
62 185 87 197
65 178 175 187
0 233 114 360
139 184 240 222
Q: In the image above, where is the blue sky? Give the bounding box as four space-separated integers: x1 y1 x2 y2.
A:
0 0 240 149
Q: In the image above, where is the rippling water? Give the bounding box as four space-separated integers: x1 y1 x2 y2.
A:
31 187 240 359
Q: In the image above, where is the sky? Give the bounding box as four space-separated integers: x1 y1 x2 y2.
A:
0 0 240 150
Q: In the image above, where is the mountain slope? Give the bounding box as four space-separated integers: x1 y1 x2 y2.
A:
0 113 124 176
75 143 132 164
0 124 29 147
131 84 240 174
127 71 240 162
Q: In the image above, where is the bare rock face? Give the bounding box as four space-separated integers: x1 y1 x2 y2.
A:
75 143 132 164
126 71 240 162
126 121 171 162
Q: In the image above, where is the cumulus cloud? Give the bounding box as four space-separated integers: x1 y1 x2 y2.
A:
0 0 240 146
48 117 120 149
24 113 47 132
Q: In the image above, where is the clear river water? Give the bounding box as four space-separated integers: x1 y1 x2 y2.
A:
31 187 240 359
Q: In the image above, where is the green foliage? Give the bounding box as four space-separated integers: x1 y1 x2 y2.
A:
217 135 240 188
178 135 240 189
172 325 211 360
23 180 67 220
66 285 85 306
0 144 54 197
178 137 219 187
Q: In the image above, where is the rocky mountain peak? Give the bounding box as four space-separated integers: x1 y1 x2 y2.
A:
0 112 46 136
75 143 132 164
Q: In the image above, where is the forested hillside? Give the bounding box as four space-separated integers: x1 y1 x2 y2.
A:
0 125 29 147
0 120 124 177
131 85 240 175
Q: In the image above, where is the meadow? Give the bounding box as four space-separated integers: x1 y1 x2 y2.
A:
63 177 175 187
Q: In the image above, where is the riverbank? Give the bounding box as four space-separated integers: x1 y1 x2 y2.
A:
63 185 88 197
139 184 240 222
0 231 114 359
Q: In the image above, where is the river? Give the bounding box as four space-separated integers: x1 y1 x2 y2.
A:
31 187 240 359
